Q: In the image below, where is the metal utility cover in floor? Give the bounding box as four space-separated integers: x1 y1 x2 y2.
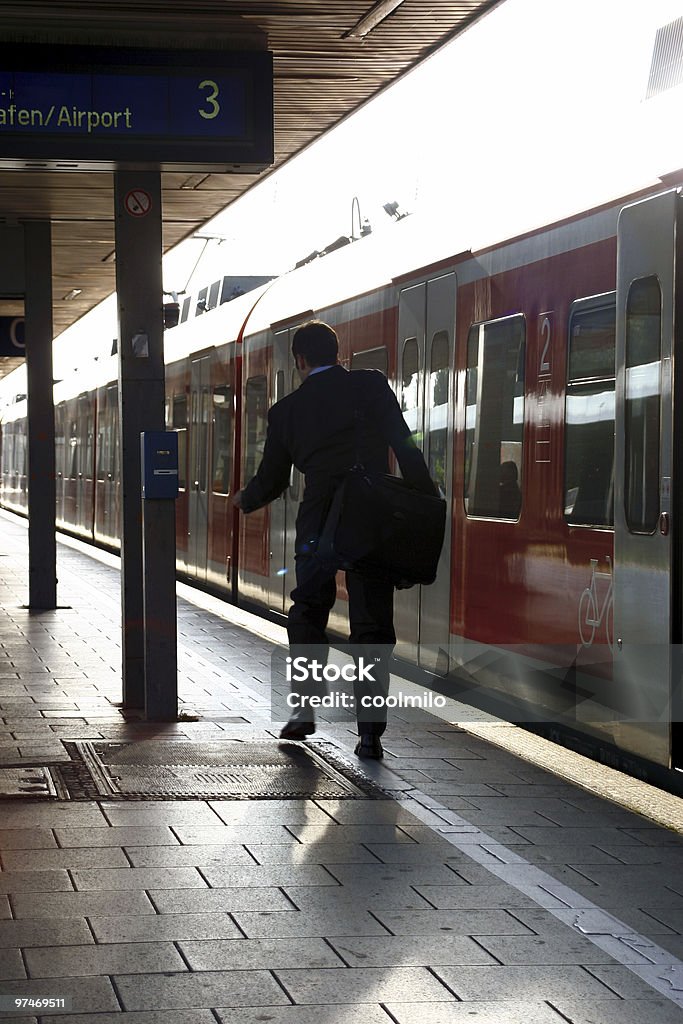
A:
0 767 58 798
59 738 382 800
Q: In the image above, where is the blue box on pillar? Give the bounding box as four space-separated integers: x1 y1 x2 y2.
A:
141 431 179 499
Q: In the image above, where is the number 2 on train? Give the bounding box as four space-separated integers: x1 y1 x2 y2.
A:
539 316 551 375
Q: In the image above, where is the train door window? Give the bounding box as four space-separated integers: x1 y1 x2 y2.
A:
173 395 188 489
564 298 616 526
244 375 267 483
289 368 303 501
464 314 525 518
97 386 118 481
55 405 65 477
77 396 93 477
624 276 662 534
68 417 79 478
427 331 449 495
192 387 210 493
401 338 420 437
17 425 25 477
351 347 388 374
212 385 233 495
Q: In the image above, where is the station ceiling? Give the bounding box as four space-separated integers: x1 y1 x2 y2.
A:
0 0 500 370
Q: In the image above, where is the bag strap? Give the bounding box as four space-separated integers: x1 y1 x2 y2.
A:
316 475 347 567
349 371 366 471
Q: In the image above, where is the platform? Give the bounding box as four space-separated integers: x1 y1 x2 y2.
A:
0 511 681 1023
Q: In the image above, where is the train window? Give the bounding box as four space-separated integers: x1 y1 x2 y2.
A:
427 331 449 495
97 386 118 481
172 395 187 490
625 276 662 535
211 386 233 495
464 315 525 519
244 375 268 483
401 339 420 439
208 281 220 311
564 300 616 527
351 347 388 374
196 287 208 317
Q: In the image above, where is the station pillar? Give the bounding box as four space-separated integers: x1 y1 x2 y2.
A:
114 170 177 719
24 222 57 610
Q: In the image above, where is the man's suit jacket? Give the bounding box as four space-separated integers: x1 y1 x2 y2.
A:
241 364 438 553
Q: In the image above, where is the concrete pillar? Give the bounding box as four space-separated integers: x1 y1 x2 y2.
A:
114 170 177 718
24 222 56 610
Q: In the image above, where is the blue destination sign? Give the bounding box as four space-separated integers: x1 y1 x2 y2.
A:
0 44 273 172
0 317 24 357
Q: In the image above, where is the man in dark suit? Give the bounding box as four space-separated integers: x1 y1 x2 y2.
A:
233 320 438 758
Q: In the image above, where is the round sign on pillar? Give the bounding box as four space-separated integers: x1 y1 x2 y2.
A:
124 189 152 217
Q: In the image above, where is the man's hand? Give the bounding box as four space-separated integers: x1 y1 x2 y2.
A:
232 490 243 510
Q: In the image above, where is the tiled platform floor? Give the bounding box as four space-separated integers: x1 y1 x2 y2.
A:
0 511 681 1023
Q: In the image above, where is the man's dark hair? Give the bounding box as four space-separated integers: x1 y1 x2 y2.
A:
292 320 339 367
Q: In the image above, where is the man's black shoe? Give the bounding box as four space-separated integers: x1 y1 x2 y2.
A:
354 735 384 759
279 719 315 741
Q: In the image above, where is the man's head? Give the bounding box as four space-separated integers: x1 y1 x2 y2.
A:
292 320 339 377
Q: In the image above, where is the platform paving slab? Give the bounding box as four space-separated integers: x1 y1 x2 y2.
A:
178 937 346 971
113 969 291 1011
37 1014 217 1024
0 976 119 1013
385 1003 570 1024
0 919 93 949
549 999 683 1024
274 965 455 1003
431 964 633 1000
88 912 244 944
10 890 156 919
213 1008 395 1024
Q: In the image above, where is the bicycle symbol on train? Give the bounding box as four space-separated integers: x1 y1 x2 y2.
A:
578 556 614 653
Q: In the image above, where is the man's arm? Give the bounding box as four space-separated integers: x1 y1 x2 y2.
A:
237 406 293 513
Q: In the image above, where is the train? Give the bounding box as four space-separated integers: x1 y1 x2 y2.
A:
2 180 683 793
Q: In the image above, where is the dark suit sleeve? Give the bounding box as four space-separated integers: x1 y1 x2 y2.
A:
368 373 440 497
240 405 292 513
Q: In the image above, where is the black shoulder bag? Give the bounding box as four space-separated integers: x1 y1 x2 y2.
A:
315 385 447 589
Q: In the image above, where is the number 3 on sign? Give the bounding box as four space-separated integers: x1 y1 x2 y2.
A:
198 80 220 120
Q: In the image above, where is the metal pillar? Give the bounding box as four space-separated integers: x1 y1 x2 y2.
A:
114 170 177 718
24 222 56 610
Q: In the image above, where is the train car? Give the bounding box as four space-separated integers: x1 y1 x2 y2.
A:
2 182 682 791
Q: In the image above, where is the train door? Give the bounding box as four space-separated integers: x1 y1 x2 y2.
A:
394 273 455 674
188 354 211 581
613 188 681 768
268 328 301 613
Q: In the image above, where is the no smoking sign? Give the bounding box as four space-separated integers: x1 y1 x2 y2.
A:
124 188 152 217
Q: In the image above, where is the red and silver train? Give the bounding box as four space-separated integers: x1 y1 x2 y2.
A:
3 183 683 790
